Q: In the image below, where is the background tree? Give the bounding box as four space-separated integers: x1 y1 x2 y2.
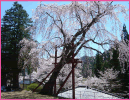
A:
27 1 128 95
1 1 32 88
84 68 120 92
121 24 129 44
102 50 111 71
99 68 120 92
18 38 39 88
81 56 94 78
110 47 120 71
94 52 103 77
117 24 129 98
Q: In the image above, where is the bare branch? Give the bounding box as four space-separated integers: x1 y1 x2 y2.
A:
83 46 103 54
74 39 92 56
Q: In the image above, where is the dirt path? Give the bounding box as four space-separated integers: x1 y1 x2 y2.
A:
1 90 59 99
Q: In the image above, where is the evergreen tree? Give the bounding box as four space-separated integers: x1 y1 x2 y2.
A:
110 47 120 71
118 24 129 98
122 24 129 43
1 1 32 88
94 52 103 78
101 51 111 72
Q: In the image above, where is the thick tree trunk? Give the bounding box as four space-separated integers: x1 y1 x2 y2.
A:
39 58 66 95
1 73 7 86
13 65 19 89
13 72 19 88
39 45 74 95
12 57 20 89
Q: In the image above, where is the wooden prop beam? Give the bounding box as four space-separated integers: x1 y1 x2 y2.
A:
32 67 56 92
55 63 78 96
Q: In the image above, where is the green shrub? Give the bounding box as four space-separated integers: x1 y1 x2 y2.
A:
26 83 42 92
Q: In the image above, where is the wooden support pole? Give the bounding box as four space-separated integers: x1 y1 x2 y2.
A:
72 42 75 99
54 46 57 95
32 67 56 92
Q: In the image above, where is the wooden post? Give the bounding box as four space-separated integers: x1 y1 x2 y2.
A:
54 46 57 95
72 42 75 99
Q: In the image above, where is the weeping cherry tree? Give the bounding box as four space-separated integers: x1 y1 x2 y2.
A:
26 1 128 95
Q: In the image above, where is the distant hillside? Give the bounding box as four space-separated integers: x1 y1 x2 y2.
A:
80 56 95 78
81 56 95 66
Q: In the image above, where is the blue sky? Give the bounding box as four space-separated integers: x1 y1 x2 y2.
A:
1 1 129 57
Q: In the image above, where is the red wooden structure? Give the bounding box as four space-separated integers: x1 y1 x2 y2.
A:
53 46 57 95
33 43 82 99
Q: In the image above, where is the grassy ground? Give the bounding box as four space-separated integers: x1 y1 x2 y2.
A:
1 90 61 99
19 83 43 90
3 82 90 99
19 84 29 89
1 84 64 99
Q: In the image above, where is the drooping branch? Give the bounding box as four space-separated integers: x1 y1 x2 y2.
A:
46 12 66 40
71 11 105 48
